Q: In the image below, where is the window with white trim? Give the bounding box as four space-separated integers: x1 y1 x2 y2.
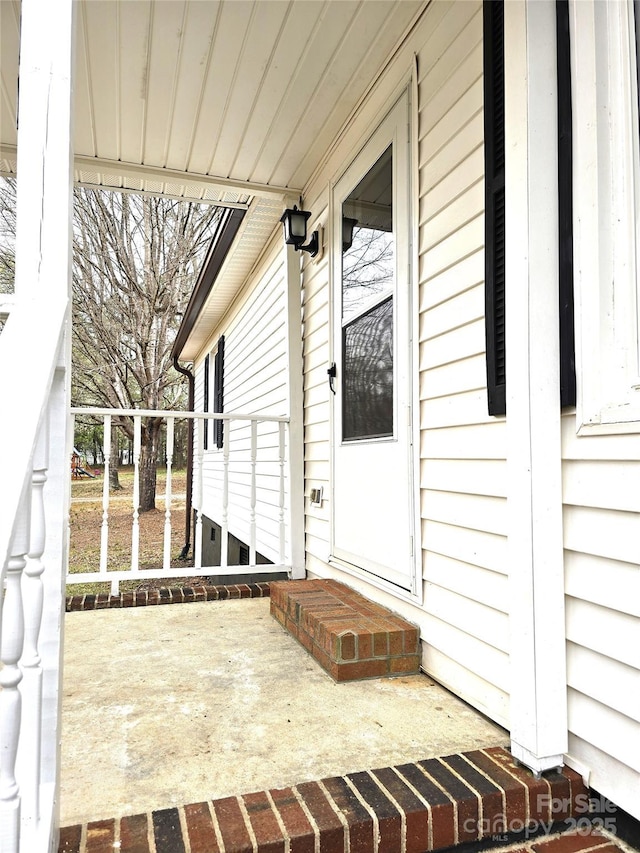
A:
203 352 210 450
202 336 225 450
570 0 640 433
213 335 225 449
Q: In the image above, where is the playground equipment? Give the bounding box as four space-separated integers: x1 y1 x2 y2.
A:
71 448 97 479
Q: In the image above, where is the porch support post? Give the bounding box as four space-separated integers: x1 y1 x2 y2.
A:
12 0 76 843
14 0 75 303
284 239 306 579
504 0 568 773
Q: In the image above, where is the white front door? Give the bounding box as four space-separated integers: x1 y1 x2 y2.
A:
331 92 416 594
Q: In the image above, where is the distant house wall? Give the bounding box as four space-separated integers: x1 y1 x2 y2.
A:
194 233 290 564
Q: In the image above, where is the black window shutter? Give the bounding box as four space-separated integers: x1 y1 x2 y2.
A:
484 0 506 416
203 353 210 450
636 2 640 127
556 0 576 408
214 335 225 449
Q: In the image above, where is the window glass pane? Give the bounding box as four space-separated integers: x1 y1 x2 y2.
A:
343 297 393 441
342 146 394 324
341 144 394 441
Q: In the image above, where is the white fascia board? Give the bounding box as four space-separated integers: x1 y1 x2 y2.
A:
73 154 300 201
1 143 302 202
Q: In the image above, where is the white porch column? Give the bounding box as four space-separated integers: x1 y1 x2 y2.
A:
504 0 568 773
284 240 306 578
12 0 75 845
14 0 75 304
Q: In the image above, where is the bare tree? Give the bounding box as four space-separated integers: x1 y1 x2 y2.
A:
342 224 394 319
72 189 222 510
0 177 16 295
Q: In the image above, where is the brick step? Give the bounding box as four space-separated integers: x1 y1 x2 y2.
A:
59 746 593 853
270 579 420 681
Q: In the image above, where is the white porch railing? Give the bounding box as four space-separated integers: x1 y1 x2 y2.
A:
68 408 293 594
0 307 295 852
0 295 71 853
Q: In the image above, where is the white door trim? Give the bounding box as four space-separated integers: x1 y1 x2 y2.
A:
328 86 421 603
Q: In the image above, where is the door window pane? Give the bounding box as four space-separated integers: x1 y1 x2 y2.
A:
343 297 393 440
342 146 394 323
341 145 394 440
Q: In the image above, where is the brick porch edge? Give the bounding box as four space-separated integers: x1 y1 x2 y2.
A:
59 746 589 853
65 582 271 612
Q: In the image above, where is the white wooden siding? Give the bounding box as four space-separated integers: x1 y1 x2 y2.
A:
190 0 639 818
416 1 509 723
422 521 506 575
561 412 640 815
195 236 289 562
566 643 638 721
419 248 483 312
567 734 640 821
298 0 510 729
420 321 485 375
565 597 638 671
564 506 640 565
425 554 506 609
301 237 331 567
567 691 639 775
565 551 639 614
423 645 509 726
422 491 506 536
421 420 507 459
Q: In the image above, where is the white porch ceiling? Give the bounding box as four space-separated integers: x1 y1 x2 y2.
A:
1 0 425 352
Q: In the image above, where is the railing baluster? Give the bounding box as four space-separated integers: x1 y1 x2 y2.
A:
194 416 204 569
279 422 286 565
130 416 141 577
0 482 30 853
221 417 230 569
101 415 112 592
66 408 293 586
19 418 49 825
250 420 257 565
163 417 174 571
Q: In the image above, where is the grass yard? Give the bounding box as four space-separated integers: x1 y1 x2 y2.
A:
67 467 198 595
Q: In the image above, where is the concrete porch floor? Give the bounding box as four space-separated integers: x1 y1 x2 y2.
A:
61 593 509 827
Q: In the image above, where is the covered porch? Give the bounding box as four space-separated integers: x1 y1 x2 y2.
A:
5 1 635 849
56 589 608 853
60 592 509 828
3 1 423 843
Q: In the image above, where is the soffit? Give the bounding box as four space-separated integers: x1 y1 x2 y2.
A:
178 195 285 362
2 0 424 192
1 0 425 350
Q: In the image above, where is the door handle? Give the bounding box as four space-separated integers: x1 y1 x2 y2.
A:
328 363 337 394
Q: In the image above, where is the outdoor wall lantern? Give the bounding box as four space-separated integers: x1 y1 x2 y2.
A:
342 217 358 253
280 205 319 257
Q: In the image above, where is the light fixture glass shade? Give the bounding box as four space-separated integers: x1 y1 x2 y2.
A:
280 205 311 247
